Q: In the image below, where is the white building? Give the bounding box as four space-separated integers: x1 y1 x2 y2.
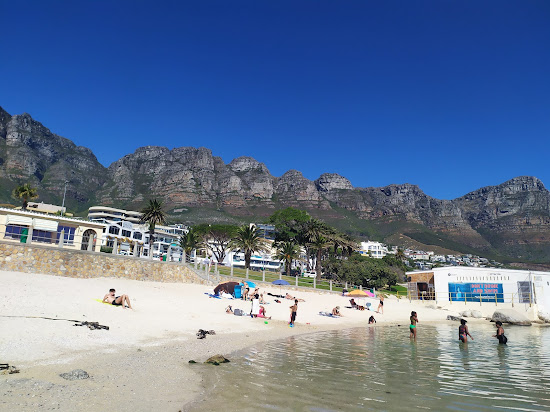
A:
358 241 388 258
88 206 142 224
407 266 550 320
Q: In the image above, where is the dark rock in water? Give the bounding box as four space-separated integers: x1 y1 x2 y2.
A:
491 309 532 326
0 365 19 375
188 360 197 364
447 315 461 321
59 369 90 380
205 355 230 365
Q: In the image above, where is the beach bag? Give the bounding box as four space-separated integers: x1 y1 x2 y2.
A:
234 308 244 316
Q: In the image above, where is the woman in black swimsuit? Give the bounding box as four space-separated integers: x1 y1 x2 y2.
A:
493 321 507 344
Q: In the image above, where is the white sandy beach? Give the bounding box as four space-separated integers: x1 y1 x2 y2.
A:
0 270 465 411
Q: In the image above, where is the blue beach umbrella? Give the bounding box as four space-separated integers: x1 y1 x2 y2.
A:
272 279 290 286
244 280 256 288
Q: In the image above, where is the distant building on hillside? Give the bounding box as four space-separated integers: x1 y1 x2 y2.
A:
88 206 142 224
18 202 72 217
358 241 388 258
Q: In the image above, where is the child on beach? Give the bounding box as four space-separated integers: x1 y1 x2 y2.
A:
493 321 507 344
458 319 473 343
410 311 418 340
289 299 298 326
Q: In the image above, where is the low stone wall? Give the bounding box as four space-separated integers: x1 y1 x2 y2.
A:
0 241 206 284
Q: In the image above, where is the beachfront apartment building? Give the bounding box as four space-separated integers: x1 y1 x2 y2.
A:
0 207 105 252
88 206 188 260
88 206 142 224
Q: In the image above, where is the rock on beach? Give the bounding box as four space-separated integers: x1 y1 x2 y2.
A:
491 309 532 326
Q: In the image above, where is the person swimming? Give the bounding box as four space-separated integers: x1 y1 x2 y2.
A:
458 319 473 343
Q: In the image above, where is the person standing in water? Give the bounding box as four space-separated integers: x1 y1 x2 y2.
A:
493 321 507 344
458 319 473 343
377 294 384 314
410 311 418 340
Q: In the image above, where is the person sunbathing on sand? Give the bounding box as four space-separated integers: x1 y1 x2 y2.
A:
285 293 305 302
332 306 342 317
103 288 133 309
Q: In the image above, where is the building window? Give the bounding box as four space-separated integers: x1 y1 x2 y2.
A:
133 232 142 240
4 224 29 241
108 226 120 235
57 225 76 245
121 230 131 237
32 230 54 243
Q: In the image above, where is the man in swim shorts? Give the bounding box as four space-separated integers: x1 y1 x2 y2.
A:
289 299 298 326
103 288 133 309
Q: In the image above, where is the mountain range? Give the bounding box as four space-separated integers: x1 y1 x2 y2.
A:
1 106 549 267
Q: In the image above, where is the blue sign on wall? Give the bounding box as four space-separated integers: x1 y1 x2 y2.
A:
448 283 504 302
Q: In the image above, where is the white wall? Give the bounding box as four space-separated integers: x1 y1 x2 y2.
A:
432 266 550 315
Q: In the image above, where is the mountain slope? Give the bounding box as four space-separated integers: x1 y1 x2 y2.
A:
1 106 549 263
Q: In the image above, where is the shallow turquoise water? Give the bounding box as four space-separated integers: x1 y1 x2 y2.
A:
189 323 550 411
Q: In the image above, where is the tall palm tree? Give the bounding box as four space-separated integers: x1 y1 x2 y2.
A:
12 183 38 210
179 228 202 262
274 241 301 276
306 219 334 279
140 199 167 259
229 225 268 269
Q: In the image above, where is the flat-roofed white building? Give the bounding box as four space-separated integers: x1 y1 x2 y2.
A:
358 241 388 258
407 266 550 320
0 207 105 252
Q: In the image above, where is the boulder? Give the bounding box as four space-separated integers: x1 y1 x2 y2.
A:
491 309 532 326
538 311 550 323
471 310 483 318
459 310 472 318
446 315 461 321
205 355 230 365
59 369 89 380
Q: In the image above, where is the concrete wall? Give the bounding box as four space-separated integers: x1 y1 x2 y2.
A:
0 240 206 284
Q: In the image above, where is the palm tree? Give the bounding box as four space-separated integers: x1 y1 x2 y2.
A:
179 228 201 262
306 219 334 280
140 199 167 259
12 183 38 210
274 241 301 276
229 225 268 269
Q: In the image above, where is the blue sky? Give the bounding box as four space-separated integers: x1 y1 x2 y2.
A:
1 1 549 199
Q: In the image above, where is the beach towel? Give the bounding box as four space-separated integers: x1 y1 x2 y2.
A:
319 311 340 318
94 299 129 308
204 293 222 299
251 299 260 316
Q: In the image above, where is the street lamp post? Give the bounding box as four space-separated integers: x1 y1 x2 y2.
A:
61 181 68 216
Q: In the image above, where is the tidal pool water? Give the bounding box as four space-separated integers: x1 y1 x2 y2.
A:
188 323 550 411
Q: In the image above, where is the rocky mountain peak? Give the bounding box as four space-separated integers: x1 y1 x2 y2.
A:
228 156 269 174
315 173 353 192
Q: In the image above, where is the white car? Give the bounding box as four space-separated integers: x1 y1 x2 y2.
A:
303 271 317 278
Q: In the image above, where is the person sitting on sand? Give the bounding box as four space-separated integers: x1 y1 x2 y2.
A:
103 288 133 309
258 305 271 320
259 293 266 304
332 306 342 317
350 298 357 308
225 305 233 314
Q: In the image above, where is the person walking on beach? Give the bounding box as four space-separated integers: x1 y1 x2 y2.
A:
289 299 298 326
493 321 507 344
458 319 473 343
103 288 133 309
409 311 418 340
377 294 384 314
